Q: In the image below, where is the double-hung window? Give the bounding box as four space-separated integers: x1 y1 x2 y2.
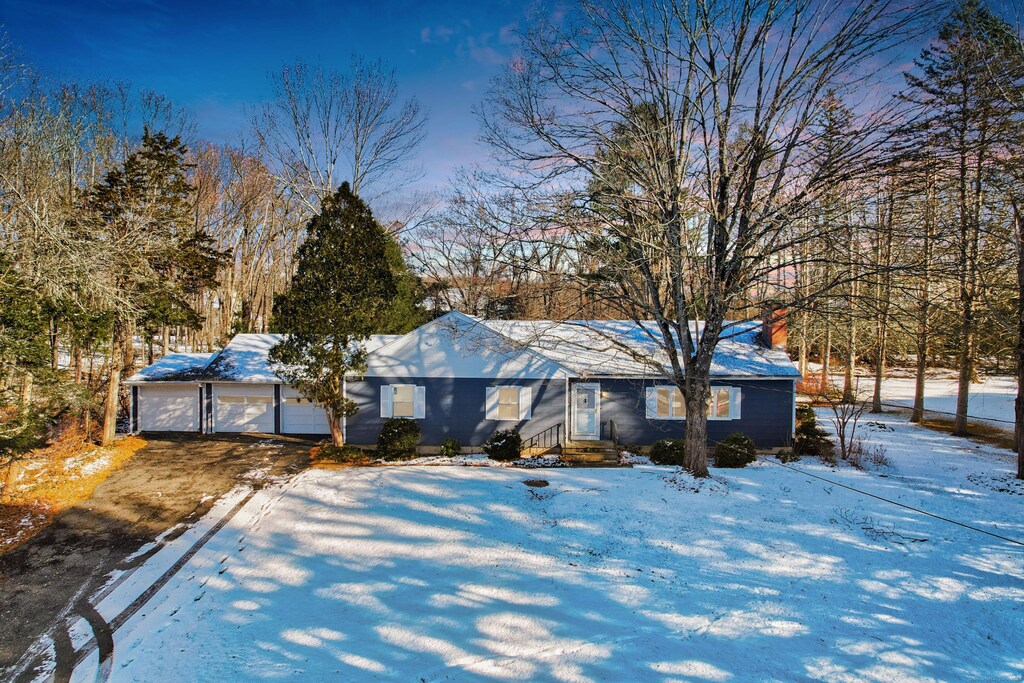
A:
380 385 425 419
707 386 742 420
708 387 733 420
647 385 741 420
647 386 686 419
486 386 532 420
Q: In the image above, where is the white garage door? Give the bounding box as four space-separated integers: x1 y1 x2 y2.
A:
281 387 331 434
214 385 275 433
139 385 200 432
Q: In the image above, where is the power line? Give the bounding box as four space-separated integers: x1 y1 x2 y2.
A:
761 457 1024 547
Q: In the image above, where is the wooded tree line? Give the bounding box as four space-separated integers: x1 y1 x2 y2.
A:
0 47 427 450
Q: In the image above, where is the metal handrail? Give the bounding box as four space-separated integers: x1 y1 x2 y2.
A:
523 422 562 451
600 419 619 445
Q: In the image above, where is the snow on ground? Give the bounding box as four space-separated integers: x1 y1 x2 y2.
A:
400 453 567 468
868 375 1016 427
807 364 1017 427
81 413 1024 682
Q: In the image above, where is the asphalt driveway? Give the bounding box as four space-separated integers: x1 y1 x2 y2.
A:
0 433 310 679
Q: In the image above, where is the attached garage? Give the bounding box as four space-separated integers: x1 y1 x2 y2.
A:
213 384 275 433
281 387 331 434
137 384 201 432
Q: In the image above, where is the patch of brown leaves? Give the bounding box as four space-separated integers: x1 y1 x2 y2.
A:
0 427 146 554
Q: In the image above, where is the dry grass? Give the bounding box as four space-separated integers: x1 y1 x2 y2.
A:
917 417 1017 452
0 428 147 554
309 444 376 468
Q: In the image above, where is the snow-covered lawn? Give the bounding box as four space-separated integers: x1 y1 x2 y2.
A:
82 413 1023 682
808 364 1017 427
868 374 1017 426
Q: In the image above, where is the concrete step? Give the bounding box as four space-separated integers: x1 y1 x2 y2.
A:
560 447 622 467
561 451 613 462
565 440 615 449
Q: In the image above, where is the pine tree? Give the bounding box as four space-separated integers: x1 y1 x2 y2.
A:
378 240 428 334
269 183 397 446
84 129 226 444
0 255 50 399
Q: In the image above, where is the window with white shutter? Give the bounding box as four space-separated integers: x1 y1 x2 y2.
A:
382 385 425 419
392 385 415 417
646 386 686 419
486 386 531 421
497 387 519 419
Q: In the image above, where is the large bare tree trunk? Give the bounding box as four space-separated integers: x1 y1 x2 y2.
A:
102 327 125 446
683 383 710 478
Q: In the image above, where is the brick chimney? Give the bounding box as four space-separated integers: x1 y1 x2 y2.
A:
761 307 787 349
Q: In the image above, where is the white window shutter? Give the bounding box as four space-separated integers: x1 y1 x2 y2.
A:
485 387 498 419
414 386 426 419
380 385 393 418
519 386 532 420
730 386 742 420
646 387 658 419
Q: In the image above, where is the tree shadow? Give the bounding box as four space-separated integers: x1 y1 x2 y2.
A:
104 464 1024 681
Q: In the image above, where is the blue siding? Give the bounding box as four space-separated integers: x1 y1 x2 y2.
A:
592 378 795 448
346 377 567 447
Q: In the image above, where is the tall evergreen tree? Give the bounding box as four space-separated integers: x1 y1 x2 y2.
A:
0 254 49 398
378 239 428 334
269 183 397 446
84 129 226 444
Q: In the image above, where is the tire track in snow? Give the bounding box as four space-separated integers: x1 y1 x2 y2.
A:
60 487 259 682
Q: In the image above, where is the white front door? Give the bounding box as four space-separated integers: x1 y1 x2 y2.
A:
572 383 601 440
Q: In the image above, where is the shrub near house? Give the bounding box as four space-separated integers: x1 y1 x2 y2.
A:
484 429 523 461
714 433 757 468
377 418 420 461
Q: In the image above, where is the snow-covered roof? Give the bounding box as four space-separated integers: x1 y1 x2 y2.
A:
200 333 403 383
364 334 404 354
202 334 284 383
482 319 801 378
126 353 215 383
365 311 574 379
128 317 796 384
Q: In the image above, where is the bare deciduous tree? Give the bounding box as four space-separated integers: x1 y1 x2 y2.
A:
252 56 427 214
480 0 935 476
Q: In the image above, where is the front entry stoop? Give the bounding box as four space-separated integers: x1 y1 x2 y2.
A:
560 440 624 467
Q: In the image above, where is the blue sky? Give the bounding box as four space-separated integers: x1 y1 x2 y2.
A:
0 0 542 193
